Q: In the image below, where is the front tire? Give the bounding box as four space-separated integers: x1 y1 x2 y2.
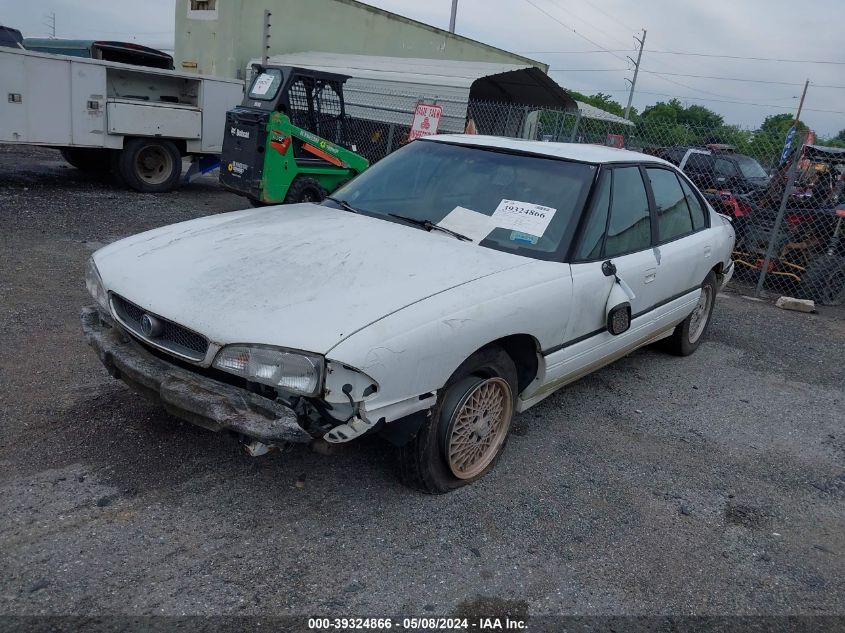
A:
397 347 517 493
665 271 718 356
118 139 182 193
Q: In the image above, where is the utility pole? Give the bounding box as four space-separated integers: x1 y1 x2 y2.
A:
449 0 458 33
755 78 810 296
261 9 271 66
624 29 646 120
793 79 809 128
44 12 56 38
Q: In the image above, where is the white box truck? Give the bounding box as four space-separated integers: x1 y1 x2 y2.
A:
0 46 243 192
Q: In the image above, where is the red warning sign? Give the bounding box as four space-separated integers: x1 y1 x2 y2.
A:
409 102 443 140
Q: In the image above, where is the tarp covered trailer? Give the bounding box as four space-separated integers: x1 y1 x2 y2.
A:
250 52 579 162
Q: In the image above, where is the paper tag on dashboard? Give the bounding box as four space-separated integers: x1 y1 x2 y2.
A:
252 73 274 95
492 199 556 237
437 206 497 243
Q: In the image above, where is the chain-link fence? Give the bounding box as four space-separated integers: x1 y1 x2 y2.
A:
338 89 844 306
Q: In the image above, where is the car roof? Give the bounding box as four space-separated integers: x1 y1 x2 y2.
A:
426 134 675 167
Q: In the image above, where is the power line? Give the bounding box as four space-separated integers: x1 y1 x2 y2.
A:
544 0 633 52
549 67 845 90
520 48 845 65
549 68 629 72
560 88 845 114
640 70 804 86
645 49 845 65
520 0 629 64
580 0 638 35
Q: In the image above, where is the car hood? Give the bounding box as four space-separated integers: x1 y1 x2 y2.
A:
94 204 530 355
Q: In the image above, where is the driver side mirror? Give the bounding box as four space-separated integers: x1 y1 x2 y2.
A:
607 303 632 336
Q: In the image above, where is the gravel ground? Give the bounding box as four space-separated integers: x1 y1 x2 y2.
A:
0 145 843 619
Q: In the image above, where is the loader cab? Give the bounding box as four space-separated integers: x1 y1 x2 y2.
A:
241 65 350 147
221 65 368 206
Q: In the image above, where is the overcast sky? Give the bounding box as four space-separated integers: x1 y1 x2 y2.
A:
3 0 843 136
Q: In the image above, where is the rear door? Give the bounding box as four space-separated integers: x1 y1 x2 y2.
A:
642 166 711 331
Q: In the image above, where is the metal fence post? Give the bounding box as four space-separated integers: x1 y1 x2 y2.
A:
386 123 396 154
754 146 803 297
569 110 582 143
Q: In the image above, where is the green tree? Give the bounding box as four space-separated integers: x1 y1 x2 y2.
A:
567 90 632 118
834 128 845 143
759 113 807 138
640 99 723 128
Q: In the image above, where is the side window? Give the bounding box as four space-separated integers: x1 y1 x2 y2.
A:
679 177 707 230
646 168 693 242
604 166 652 257
576 171 610 260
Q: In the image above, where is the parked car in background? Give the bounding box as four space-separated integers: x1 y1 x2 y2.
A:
82 136 735 492
659 145 770 195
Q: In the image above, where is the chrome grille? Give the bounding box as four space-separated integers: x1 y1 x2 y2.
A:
110 294 209 361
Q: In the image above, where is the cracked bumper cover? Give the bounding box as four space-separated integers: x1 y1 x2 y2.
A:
80 306 314 444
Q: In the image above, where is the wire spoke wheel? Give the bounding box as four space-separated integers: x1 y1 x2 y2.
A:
135 145 174 186
445 377 513 480
688 285 713 344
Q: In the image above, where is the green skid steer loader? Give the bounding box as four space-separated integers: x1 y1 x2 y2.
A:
220 65 369 206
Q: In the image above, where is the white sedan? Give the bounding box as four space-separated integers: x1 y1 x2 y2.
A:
82 135 735 493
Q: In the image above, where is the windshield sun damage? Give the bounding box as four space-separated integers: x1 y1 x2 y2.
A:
326 140 596 261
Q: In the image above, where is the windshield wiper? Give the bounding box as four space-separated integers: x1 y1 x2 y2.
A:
387 213 471 242
325 196 360 214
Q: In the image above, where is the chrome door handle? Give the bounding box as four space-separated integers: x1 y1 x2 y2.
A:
644 268 657 283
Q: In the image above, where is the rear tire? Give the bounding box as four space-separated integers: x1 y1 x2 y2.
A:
60 148 111 174
665 271 718 356
118 138 182 193
800 255 845 306
283 177 327 204
397 346 517 494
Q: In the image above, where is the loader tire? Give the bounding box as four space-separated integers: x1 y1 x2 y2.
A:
283 177 327 204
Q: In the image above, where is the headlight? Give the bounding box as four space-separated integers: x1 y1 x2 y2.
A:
213 345 324 396
85 257 109 312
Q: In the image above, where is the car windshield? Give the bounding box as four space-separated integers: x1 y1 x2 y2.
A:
734 155 768 179
325 139 596 261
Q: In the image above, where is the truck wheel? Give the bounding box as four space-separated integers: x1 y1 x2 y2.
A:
118 139 182 193
800 255 845 306
397 347 517 494
283 177 327 204
60 148 111 174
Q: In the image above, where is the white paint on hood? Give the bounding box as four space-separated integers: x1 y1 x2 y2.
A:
93 204 531 354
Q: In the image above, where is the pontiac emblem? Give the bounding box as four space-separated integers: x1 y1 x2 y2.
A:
140 314 163 338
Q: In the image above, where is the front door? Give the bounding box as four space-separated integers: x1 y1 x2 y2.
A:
542 165 663 387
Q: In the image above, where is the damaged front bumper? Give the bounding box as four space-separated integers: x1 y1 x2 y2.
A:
80 306 314 444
